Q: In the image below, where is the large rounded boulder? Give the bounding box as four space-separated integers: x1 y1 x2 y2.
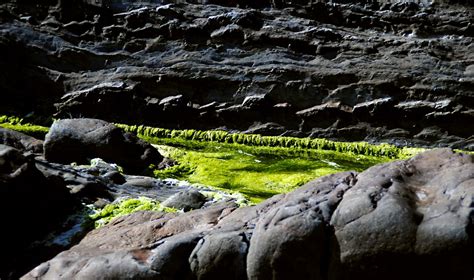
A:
43 118 163 174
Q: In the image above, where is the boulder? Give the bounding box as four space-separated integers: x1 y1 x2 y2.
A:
330 148 474 280
23 149 474 279
162 190 207 211
43 118 163 174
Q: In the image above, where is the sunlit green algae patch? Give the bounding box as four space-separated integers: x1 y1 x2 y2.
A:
117 124 425 203
89 197 177 228
152 142 390 203
0 115 49 139
0 116 428 203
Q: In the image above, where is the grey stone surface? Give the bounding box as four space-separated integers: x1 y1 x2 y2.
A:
162 190 207 211
330 148 474 279
0 145 77 279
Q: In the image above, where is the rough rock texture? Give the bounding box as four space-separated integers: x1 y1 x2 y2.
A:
43 118 163 173
23 149 474 279
34 157 232 205
0 1 473 149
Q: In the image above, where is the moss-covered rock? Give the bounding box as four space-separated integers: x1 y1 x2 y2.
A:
90 197 177 228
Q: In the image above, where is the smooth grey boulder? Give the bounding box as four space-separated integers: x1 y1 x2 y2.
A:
22 149 474 280
23 204 234 280
330 148 474 280
189 231 249 280
43 118 163 174
162 190 207 211
246 172 354 280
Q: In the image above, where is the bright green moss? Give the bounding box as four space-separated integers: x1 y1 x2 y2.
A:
0 115 23 125
116 123 427 159
0 115 49 139
89 197 177 228
0 115 427 159
114 124 444 203
0 123 49 139
151 139 394 203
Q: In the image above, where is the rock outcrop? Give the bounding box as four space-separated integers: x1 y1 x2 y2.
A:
22 148 474 279
0 1 472 149
43 118 163 174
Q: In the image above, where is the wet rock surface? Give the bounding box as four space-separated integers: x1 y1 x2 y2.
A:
21 148 474 280
0 1 472 149
1 0 474 278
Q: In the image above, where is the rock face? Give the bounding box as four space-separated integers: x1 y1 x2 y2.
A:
43 118 163 173
0 1 473 149
23 149 474 279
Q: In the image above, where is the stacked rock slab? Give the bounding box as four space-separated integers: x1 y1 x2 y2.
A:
23 148 474 279
1 2 473 149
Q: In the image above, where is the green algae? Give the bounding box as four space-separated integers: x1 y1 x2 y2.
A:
0 115 426 159
89 197 177 228
117 124 426 159
0 116 431 202
0 115 49 139
151 139 393 203
121 126 427 203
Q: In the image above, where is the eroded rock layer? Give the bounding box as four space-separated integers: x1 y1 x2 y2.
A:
0 1 472 148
